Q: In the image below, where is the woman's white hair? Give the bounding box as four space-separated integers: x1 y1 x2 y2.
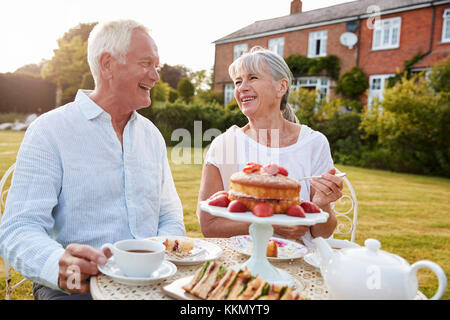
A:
229 46 299 123
87 19 149 85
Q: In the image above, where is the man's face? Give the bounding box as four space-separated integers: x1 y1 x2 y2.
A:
111 29 160 112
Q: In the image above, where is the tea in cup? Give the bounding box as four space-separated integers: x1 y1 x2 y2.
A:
101 239 165 277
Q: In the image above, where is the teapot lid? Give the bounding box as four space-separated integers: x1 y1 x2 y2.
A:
343 239 408 267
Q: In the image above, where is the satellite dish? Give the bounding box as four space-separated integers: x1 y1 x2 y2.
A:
340 32 358 49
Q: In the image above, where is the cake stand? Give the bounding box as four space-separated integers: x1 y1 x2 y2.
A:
200 201 329 286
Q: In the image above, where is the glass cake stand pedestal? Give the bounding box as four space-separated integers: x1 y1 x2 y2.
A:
200 201 329 286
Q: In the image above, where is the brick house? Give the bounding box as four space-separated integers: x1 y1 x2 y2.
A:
212 0 450 106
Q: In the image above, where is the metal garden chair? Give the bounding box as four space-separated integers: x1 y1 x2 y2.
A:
0 163 29 300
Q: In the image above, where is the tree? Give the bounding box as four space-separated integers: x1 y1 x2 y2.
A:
14 63 43 76
429 58 450 93
189 69 208 91
177 77 195 103
41 23 97 105
160 64 189 89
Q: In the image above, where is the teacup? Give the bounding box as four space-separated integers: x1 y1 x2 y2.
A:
101 239 165 278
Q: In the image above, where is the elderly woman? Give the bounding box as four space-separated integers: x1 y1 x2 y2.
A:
197 46 342 246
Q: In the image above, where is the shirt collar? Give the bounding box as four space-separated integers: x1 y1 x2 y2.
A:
76 89 138 122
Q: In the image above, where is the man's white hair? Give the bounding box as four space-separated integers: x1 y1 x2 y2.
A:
87 19 150 86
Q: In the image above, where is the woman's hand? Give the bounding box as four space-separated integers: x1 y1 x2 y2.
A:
310 168 343 209
273 224 310 240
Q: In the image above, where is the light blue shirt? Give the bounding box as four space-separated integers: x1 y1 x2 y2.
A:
0 90 185 290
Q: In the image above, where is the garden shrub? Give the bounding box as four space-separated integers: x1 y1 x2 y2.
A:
334 67 368 99
360 72 450 177
150 81 170 102
177 78 195 103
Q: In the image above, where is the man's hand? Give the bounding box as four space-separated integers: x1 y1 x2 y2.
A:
58 244 110 294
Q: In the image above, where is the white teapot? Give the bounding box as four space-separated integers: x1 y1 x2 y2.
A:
312 237 447 300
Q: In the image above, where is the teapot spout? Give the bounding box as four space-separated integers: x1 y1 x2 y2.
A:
312 237 334 267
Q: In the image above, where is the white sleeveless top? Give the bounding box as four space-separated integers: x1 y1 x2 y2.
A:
205 125 334 247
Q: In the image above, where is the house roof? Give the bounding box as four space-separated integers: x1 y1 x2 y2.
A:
214 0 437 44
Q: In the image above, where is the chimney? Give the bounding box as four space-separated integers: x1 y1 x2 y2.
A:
290 0 302 14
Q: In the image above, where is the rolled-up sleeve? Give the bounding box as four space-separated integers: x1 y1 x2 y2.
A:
0 121 65 290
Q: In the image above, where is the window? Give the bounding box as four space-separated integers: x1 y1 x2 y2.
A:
233 44 248 61
268 37 285 57
372 17 401 50
368 74 395 106
292 77 330 102
442 9 450 43
224 83 234 106
308 30 327 58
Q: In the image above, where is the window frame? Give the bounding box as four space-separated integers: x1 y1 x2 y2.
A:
233 43 248 61
371 17 401 50
442 9 450 43
307 30 328 58
292 76 330 102
224 83 235 106
268 37 285 57
368 74 395 106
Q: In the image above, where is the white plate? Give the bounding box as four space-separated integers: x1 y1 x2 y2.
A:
200 201 329 226
98 257 177 286
229 235 308 261
147 236 223 266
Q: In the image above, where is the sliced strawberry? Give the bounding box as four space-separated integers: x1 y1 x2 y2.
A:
286 205 306 218
252 203 274 217
227 200 248 213
277 166 288 176
209 190 228 200
208 194 230 207
262 164 279 175
243 164 261 173
300 201 321 213
246 162 262 168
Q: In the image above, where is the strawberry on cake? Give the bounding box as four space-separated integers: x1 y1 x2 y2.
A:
228 162 301 214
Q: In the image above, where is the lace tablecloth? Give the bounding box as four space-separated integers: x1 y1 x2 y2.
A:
90 238 425 300
90 238 329 300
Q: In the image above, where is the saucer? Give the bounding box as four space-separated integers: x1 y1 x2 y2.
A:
98 257 177 286
303 251 321 268
147 236 223 266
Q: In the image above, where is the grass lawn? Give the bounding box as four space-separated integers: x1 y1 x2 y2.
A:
0 130 449 300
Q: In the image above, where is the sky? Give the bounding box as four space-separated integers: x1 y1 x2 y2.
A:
0 0 355 74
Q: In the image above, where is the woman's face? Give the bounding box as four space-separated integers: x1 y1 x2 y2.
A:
233 63 286 119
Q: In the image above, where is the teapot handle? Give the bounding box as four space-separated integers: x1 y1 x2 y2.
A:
410 260 447 300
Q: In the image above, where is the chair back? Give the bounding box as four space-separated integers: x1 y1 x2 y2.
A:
333 168 358 242
0 163 15 220
1 163 28 300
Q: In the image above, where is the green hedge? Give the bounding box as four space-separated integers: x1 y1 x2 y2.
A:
0 73 56 114
138 101 247 147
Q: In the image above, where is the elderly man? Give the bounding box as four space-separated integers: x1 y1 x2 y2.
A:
0 19 185 300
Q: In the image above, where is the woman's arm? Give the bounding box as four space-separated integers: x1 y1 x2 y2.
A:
309 168 341 238
196 163 250 238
